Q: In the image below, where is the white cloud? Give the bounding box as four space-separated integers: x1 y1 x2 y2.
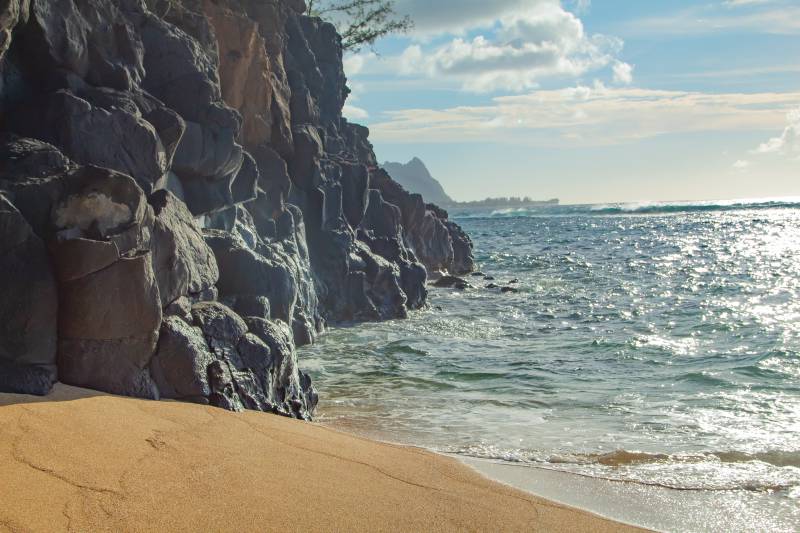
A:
343 52 375 119
393 0 531 36
733 159 751 171
612 61 634 85
342 104 369 120
396 2 624 92
369 86 800 146
569 0 592 15
399 45 424 75
343 54 367 76
754 107 800 155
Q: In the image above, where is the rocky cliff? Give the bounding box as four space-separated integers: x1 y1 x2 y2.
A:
0 0 473 418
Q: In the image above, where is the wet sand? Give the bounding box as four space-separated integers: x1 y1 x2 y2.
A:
462 457 797 533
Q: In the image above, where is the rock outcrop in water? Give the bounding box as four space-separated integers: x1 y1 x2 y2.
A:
0 0 473 417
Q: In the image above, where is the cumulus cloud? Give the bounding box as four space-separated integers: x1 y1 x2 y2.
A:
612 61 634 85
754 106 800 155
393 0 530 35
343 53 368 76
568 0 592 15
396 2 624 92
368 86 800 146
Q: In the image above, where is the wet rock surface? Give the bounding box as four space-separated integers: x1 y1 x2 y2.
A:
0 0 473 418
433 275 471 290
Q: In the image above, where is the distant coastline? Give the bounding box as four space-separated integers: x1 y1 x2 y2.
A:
381 157 559 211
442 197 560 210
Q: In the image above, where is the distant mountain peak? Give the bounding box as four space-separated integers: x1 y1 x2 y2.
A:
381 157 453 206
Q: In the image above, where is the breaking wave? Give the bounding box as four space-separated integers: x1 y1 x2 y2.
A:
447 445 800 493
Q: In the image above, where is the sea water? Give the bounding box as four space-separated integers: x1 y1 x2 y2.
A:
302 199 800 531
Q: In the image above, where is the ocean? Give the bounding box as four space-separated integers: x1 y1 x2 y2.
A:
302 198 800 531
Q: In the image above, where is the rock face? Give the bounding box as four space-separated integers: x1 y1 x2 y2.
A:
0 0 474 416
0 193 58 394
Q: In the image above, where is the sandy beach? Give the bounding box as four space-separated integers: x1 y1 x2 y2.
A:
0 385 643 532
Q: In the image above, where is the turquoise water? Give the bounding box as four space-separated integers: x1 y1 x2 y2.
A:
302 199 800 527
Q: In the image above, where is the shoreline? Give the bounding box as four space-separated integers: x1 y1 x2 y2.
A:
0 384 643 532
309 406 799 533
458 457 798 533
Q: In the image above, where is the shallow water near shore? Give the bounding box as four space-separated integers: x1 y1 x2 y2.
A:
302 199 800 531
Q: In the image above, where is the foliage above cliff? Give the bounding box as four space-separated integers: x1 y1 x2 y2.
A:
306 0 412 52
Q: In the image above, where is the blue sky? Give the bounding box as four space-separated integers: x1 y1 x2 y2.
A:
341 0 800 203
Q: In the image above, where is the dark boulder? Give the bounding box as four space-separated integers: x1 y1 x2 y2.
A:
49 238 119 283
0 194 58 394
0 135 74 183
44 90 168 193
59 250 158 352
433 275 471 290
149 189 219 305
207 359 245 411
0 136 75 237
229 295 271 320
150 316 215 402
58 336 160 399
236 332 272 374
245 317 296 395
0 360 55 396
400 261 428 310
191 301 249 362
245 316 317 416
229 367 271 412
57 252 162 397
172 118 244 181
163 295 193 322
23 0 146 92
205 231 299 324
358 243 408 319
362 189 402 240
179 169 237 217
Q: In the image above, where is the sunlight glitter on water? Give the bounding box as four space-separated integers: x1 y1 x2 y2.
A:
302 202 800 529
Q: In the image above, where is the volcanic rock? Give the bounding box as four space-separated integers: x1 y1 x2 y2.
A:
0 194 58 394
433 275 471 289
0 0 475 419
150 189 219 305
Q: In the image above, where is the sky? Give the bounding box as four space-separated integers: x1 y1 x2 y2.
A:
340 0 800 204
